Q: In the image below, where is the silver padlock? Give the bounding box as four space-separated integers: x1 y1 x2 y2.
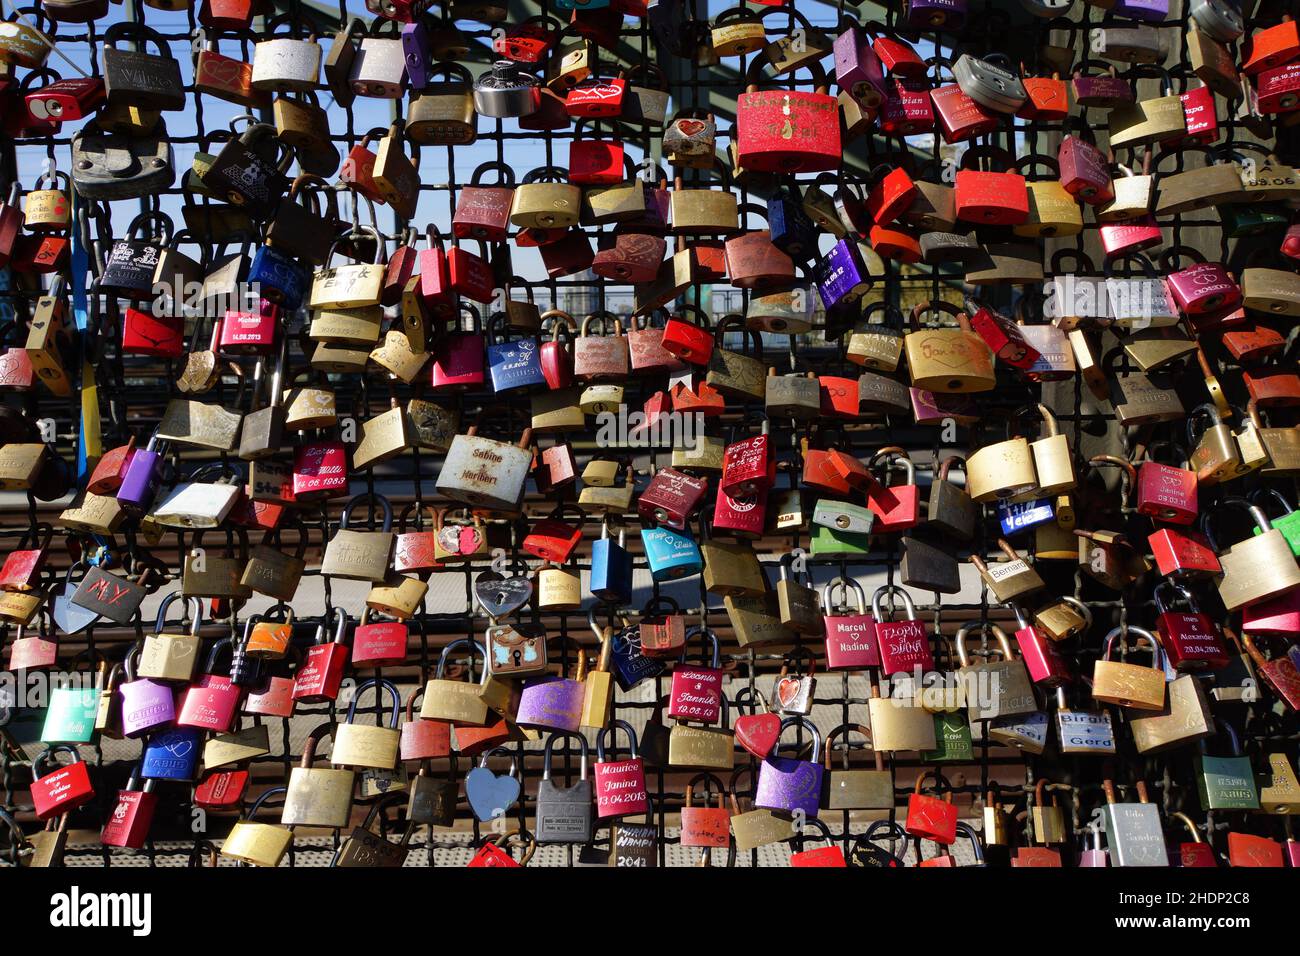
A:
472 60 541 118
70 122 174 201
811 498 875 535
1096 24 1165 65
251 21 322 94
349 18 408 99
150 463 244 529
1189 0 1243 42
953 53 1026 114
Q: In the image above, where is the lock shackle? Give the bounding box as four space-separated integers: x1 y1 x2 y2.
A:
913 769 953 800
1249 486 1295 519
775 716 822 763
435 638 486 680
300 721 335 767
1033 777 1062 808
778 646 818 679
869 446 914 486
338 492 394 532
908 298 970 332
1102 624 1165 669
954 622 1015 666
685 771 726 808
822 576 868 614
1158 243 1207 273
487 827 537 864
1199 718 1243 757
679 626 721 669
1087 453 1136 503
1200 496 1274 551
241 785 288 821
1185 402 1225 446
1057 595 1092 630
476 745 520 778
587 606 612 642
344 678 401 728
1152 579 1197 614
935 456 967 482
1172 811 1204 843
596 718 639 762
154 592 203 637
202 638 235 675
541 730 589 780
823 722 882 770
32 744 83 780
871 584 915 622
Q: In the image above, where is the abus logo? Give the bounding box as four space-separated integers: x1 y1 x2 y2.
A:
50 887 152 937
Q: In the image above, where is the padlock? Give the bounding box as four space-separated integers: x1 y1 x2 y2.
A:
1153 581 1228 672
1091 625 1167 711
1203 497 1300 611
30 746 95 820
872 586 934 676
735 60 841 173
753 717 823 819
1011 605 1072 687
103 23 185 110
593 720 648 820
904 299 996 393
955 622 1037 721
904 772 958 845
333 678 401 771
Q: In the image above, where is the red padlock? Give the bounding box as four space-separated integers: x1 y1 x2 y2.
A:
1012 606 1072 686
931 75 1000 143
448 241 495 304
1136 449 1198 525
199 0 254 30
466 834 528 867
399 689 451 760
292 609 349 703
194 768 250 809
954 146 1028 225
637 467 708 530
339 134 383 203
351 610 409 668
293 441 349 501
219 299 279 354
1255 61 1300 114
823 578 879 669
431 311 486 391
680 775 731 848
668 629 723 723
1154 582 1229 671
100 770 159 849
452 163 515 243
873 586 934 676
879 77 934 135
789 820 848 867
968 301 1041 369
522 509 584 563
865 449 920 533
0 523 52 591
1241 588 1300 635
1244 16 1300 75
565 77 626 118
393 505 441 574
30 746 95 820
25 77 104 124
905 772 958 845
8 623 58 670
735 59 841 173
593 720 648 819
661 309 714 364
865 165 917 224
0 345 34 390
1179 82 1219 144
535 443 578 493
820 375 862 418
869 225 923 264
86 438 137 495
802 440 854 497
1099 217 1163 257
1148 526 1221 578
1227 832 1285 867
499 17 558 62
540 311 576 389
568 138 626 184
712 483 767 539
721 423 773 496
870 28 926 76
1058 128 1114 204
121 308 184 358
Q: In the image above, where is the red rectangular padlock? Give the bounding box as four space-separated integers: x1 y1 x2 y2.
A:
431 329 486 390
1241 588 1300 634
0 347 33 389
1012 847 1063 867
1013 615 1071 686
721 431 772 496
1058 135 1114 204
12 233 69 274
177 674 241 732
1255 62 1300 114
879 77 933 135
1179 842 1218 867
1148 527 1221 578
593 753 648 819
569 139 626 184
661 314 714 364
534 443 578 493
467 843 524 867
866 167 916 225
448 245 494 304
1100 217 1162 257
823 581 879 669
820 376 862 418
25 77 105 123
1166 261 1241 315
1244 19 1300 75
865 453 920 532
932 83 1000 143
969 304 1041 369
453 181 514 243
827 449 875 491
522 516 583 563
292 639 347 703
1136 461 1198 524
736 83 841 173
293 441 349 501
669 664 723 723
954 168 1028 225
637 467 707 529
242 676 294 718
31 751 94 820
791 843 848 867
194 769 249 809
1227 832 1284 867
352 616 409 668
219 299 279 354
874 588 933 675
399 696 451 760
905 778 958 845
565 77 626 119
121 309 184 358
712 483 767 538
802 448 853 496
9 634 57 670
1179 83 1218 144
101 783 159 848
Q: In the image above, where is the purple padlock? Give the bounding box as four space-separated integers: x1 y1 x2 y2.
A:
754 717 824 819
833 25 885 109
401 20 430 91
1113 0 1168 22
120 647 176 738
516 674 585 732
902 0 967 31
117 430 166 511
814 237 872 312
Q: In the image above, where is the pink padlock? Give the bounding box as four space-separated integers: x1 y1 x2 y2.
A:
873 586 934 676
1100 216 1163 257
823 578 879 669
430 312 486 390
293 441 349 501
176 639 242 732
668 629 723 724
219 299 279 354
593 720 648 819
1012 606 1072 686
1163 246 1241 315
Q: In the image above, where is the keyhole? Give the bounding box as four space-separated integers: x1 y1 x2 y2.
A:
512 649 521 666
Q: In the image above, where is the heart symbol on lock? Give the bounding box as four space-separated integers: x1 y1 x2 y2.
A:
473 574 533 619
675 119 706 137
776 676 803 711
734 712 781 759
465 766 521 823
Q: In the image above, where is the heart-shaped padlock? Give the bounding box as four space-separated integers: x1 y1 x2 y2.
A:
465 764 522 822
473 571 533 619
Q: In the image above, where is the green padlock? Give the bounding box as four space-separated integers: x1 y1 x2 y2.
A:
810 524 872 556
41 681 99 744
1196 721 1260 811
1219 204 1288 238
1251 488 1300 557
923 712 974 762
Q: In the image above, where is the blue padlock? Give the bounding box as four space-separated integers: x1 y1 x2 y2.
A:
769 191 817 262
996 497 1055 536
640 526 702 582
248 242 307 311
486 316 546 393
590 521 634 604
611 624 667 692
141 727 202 781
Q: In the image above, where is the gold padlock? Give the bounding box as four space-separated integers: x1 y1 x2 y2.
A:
1092 625 1167 711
